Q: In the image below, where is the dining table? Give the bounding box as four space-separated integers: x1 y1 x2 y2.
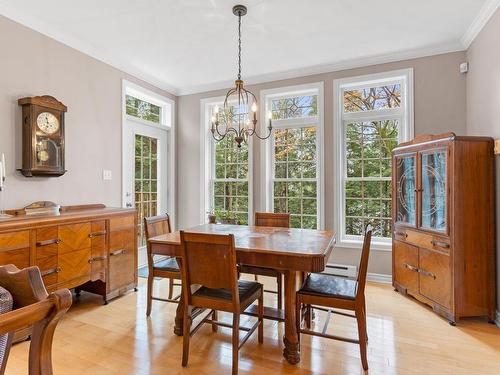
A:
148 223 336 364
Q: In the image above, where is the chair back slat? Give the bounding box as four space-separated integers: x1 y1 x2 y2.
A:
144 214 171 256
254 212 290 228
356 225 372 298
179 232 239 304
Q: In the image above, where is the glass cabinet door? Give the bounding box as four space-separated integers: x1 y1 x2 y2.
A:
395 154 417 226
420 150 447 232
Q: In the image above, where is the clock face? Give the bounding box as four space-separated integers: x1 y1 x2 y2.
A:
36 112 59 134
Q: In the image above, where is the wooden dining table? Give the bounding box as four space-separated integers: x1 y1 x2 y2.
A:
148 223 336 364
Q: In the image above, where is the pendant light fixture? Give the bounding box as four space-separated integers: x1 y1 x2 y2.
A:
211 4 272 148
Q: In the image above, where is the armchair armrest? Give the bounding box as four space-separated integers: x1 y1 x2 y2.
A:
0 265 72 375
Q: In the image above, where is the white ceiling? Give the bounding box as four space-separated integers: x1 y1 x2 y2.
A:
0 0 497 95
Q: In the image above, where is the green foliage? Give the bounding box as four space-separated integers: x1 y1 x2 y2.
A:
126 95 161 123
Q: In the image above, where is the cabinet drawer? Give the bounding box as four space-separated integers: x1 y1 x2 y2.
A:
401 229 451 253
418 248 451 309
0 230 30 250
37 256 59 287
90 221 107 279
36 227 59 259
0 248 30 268
108 229 135 291
393 240 419 293
109 215 135 231
59 222 91 254
58 248 91 283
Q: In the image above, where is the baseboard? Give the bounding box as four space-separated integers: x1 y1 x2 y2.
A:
496 310 500 328
367 273 392 284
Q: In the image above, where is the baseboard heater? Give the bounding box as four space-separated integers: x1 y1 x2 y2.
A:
322 263 358 278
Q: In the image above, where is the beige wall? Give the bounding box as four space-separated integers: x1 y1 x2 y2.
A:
0 16 176 209
466 8 500 312
178 51 467 275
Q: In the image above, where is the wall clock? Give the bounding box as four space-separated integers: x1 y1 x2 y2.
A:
18 96 67 177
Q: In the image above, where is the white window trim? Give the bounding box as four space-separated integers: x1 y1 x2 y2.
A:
121 79 176 228
199 96 254 225
333 69 414 251
260 82 325 230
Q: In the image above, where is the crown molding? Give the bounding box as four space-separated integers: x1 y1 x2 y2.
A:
177 42 464 96
461 0 500 49
0 9 181 96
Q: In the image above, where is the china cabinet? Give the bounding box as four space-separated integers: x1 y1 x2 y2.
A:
392 133 496 324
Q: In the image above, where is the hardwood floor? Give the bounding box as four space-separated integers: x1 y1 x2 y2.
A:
6 277 500 374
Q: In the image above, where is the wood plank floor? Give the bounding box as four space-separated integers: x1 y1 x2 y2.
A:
6 277 500 374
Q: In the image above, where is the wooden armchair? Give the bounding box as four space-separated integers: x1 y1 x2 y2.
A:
0 264 72 375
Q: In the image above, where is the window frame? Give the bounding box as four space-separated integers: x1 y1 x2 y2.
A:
333 69 414 251
260 82 325 230
200 96 253 225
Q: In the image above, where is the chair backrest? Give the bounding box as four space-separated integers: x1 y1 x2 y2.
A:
179 231 239 306
144 214 172 255
356 225 373 298
254 212 290 228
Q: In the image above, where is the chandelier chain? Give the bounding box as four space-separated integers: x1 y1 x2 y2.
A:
237 10 242 80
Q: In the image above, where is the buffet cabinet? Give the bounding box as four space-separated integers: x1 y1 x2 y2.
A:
392 133 496 324
0 204 137 304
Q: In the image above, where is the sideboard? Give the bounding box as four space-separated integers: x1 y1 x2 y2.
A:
0 204 137 304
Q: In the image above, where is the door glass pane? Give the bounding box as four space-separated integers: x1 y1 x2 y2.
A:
135 134 159 247
396 155 416 226
421 151 447 232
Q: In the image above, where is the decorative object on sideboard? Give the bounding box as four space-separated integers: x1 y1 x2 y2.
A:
17 201 61 216
0 153 12 219
210 5 272 148
17 95 67 177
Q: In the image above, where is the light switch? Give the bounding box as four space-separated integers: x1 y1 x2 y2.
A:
495 139 500 155
102 169 112 180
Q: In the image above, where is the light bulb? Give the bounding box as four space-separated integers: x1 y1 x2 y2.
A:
251 102 257 112
214 105 219 114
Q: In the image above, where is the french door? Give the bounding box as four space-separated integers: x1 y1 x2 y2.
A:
123 119 169 257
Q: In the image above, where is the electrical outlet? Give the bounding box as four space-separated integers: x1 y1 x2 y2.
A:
495 139 500 155
102 169 112 180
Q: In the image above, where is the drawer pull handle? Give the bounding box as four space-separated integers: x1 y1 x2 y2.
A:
431 240 450 249
89 231 107 238
419 269 436 279
110 249 126 257
88 256 107 263
42 267 61 276
36 239 61 247
395 231 408 238
404 263 419 272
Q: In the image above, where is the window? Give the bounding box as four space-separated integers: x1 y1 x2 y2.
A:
262 83 324 229
126 95 161 123
201 100 252 225
334 69 413 249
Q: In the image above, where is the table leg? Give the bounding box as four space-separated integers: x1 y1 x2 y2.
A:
283 270 300 364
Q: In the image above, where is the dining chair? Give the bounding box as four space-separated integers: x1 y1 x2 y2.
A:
239 212 289 310
144 214 181 316
179 231 263 375
296 225 372 371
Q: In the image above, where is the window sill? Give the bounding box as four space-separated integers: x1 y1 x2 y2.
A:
336 238 393 252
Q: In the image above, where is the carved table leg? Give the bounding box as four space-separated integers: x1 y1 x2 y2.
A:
174 290 185 336
283 270 300 364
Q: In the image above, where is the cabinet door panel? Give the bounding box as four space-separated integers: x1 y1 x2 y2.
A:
419 248 451 309
108 228 135 291
420 149 447 232
58 248 91 283
0 230 30 268
0 248 30 268
394 240 419 293
395 154 417 226
59 222 91 254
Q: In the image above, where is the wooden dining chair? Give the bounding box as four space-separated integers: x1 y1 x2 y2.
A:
179 231 263 375
239 212 289 310
0 264 72 375
144 214 181 316
296 225 372 371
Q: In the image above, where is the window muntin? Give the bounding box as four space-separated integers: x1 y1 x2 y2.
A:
344 84 401 113
126 94 161 123
272 95 318 120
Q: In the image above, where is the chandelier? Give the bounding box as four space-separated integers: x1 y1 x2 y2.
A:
211 4 272 148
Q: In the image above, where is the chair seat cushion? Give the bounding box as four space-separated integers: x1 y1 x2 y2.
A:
153 257 179 272
0 286 13 366
299 273 357 300
193 280 261 302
